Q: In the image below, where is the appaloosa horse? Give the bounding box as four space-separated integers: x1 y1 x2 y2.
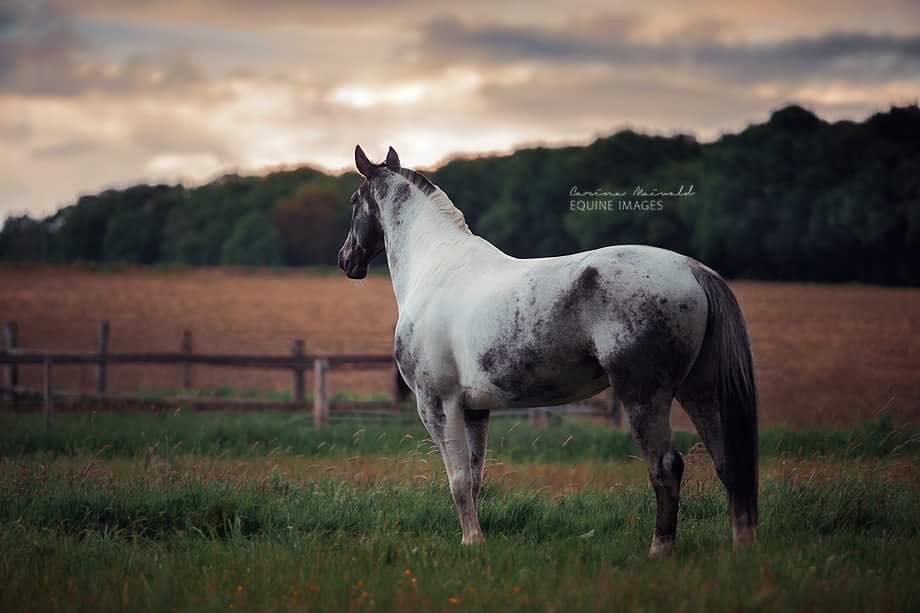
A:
338 146 758 557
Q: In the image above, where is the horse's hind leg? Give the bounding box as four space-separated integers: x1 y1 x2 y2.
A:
678 390 757 547
620 391 684 558
417 392 485 545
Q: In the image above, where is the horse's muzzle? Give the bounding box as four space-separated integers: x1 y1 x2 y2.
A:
338 243 369 279
345 262 368 279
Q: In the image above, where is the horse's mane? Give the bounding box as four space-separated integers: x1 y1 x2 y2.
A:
395 167 470 233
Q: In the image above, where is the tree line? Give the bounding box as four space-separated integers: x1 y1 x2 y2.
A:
2 104 918 285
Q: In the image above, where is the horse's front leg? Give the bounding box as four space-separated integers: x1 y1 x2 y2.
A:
463 408 491 514
417 392 485 545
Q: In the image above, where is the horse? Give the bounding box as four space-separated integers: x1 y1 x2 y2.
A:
338 145 758 557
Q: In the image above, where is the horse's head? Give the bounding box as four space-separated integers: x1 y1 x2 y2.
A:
338 145 401 279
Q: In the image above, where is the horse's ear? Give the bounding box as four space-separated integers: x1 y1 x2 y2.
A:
385 146 401 170
355 145 374 177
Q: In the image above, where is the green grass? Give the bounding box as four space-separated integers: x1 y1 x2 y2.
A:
3 469 919 544
0 409 916 461
0 469 918 612
2 411 918 611
137 385 295 402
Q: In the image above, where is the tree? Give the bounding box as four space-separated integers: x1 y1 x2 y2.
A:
102 186 182 264
271 187 347 266
2 105 918 284
221 210 284 266
0 215 49 261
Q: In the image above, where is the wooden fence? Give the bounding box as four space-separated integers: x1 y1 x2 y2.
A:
0 321 621 430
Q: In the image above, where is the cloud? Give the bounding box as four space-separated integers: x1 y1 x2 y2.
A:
0 115 31 142
31 139 100 158
420 16 920 84
53 0 920 40
0 0 204 97
3 52 205 97
58 0 434 29
1 1 919 218
0 1 87 85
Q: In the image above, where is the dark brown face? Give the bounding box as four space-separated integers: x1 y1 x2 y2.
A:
339 144 401 279
338 180 385 279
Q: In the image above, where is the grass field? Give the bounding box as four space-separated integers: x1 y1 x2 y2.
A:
1 410 919 612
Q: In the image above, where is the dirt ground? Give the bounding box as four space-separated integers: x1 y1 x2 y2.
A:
1 265 918 427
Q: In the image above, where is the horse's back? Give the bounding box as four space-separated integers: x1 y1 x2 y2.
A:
448 244 708 408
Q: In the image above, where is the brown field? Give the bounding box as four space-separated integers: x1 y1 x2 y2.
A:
1 264 918 428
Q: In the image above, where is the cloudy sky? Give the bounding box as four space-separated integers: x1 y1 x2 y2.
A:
2 0 919 217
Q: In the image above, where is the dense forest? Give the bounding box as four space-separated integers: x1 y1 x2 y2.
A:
2 105 918 284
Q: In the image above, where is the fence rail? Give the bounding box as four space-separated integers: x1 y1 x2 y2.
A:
1 320 622 430
0 350 394 368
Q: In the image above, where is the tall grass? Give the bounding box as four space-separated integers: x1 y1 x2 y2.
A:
1 471 918 612
1 409 916 461
3 471 919 542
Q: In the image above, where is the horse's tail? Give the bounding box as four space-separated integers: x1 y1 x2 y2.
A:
689 262 759 530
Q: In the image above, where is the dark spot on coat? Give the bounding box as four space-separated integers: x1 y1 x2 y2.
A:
477 341 600 404
389 181 412 227
558 265 601 312
662 449 685 482
606 317 692 404
395 167 438 196
374 177 391 201
430 396 446 436
580 351 607 380
394 322 417 386
463 408 490 465
652 449 684 538
473 266 614 405
478 347 498 372
478 344 549 401
394 182 411 203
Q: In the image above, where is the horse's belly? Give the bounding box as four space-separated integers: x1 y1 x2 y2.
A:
468 348 609 409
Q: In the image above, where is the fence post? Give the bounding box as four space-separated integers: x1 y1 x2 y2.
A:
291 339 305 403
2 322 18 400
43 357 54 431
313 358 329 428
180 330 193 390
96 320 110 395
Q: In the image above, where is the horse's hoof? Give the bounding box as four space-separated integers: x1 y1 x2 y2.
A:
648 538 673 559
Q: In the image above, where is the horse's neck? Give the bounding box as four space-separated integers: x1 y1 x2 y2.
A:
382 191 477 309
